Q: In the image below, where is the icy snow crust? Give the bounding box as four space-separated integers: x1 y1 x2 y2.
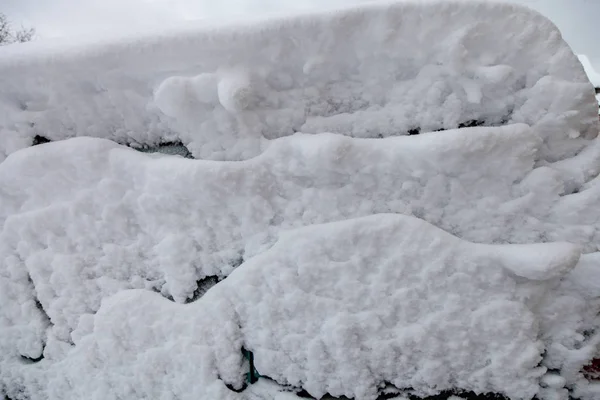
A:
0 1 598 162
2 1 600 400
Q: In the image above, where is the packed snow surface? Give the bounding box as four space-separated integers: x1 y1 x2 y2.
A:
1 1 600 400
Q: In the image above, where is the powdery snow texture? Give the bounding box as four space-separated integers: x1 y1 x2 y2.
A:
10 215 587 400
1 1 600 400
1 128 600 399
0 1 597 162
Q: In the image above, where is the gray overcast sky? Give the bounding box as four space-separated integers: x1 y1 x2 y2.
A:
3 0 599 67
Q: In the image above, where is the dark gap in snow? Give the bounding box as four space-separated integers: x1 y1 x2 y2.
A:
223 380 247 393
458 119 486 129
378 117 510 138
294 388 318 398
583 358 600 380
186 253 244 303
289 389 511 399
28 275 53 327
160 292 175 302
31 135 51 146
186 275 221 304
420 118 507 135
18 275 51 363
134 141 193 159
582 328 596 339
146 280 176 302
242 348 260 384
20 353 44 364
149 284 175 302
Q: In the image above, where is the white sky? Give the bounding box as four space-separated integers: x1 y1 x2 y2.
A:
3 0 600 67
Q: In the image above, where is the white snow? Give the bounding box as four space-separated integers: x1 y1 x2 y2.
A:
578 55 600 88
0 1 597 163
578 55 600 115
5 214 591 400
1 1 600 400
2 127 600 399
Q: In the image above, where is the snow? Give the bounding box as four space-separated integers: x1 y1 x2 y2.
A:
2 127 600 399
4 214 592 400
0 1 597 163
578 55 600 88
578 55 600 115
1 1 600 400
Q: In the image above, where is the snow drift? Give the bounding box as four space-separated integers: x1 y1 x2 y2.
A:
38 215 586 400
0 0 597 162
1 1 600 400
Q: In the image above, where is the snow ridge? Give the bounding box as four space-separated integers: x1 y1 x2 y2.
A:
0 0 597 162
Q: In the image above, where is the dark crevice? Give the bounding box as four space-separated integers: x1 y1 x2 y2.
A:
19 276 51 363
293 389 511 400
28 275 52 327
134 141 193 159
305 389 509 400
186 275 221 304
223 378 247 394
31 135 51 146
186 253 244 304
458 119 486 129
583 359 600 380
160 291 175 302
20 353 44 364
295 389 314 398
146 280 176 302
242 348 260 384
427 117 511 135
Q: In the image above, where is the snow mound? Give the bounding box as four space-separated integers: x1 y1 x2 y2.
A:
0 1 597 162
5 214 593 400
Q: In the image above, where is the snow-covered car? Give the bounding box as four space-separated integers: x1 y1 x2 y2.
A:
1 2 599 400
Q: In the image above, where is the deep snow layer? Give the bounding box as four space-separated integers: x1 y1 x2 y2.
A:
2 128 600 399
0 0 597 162
1 1 600 400
3 213 599 400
